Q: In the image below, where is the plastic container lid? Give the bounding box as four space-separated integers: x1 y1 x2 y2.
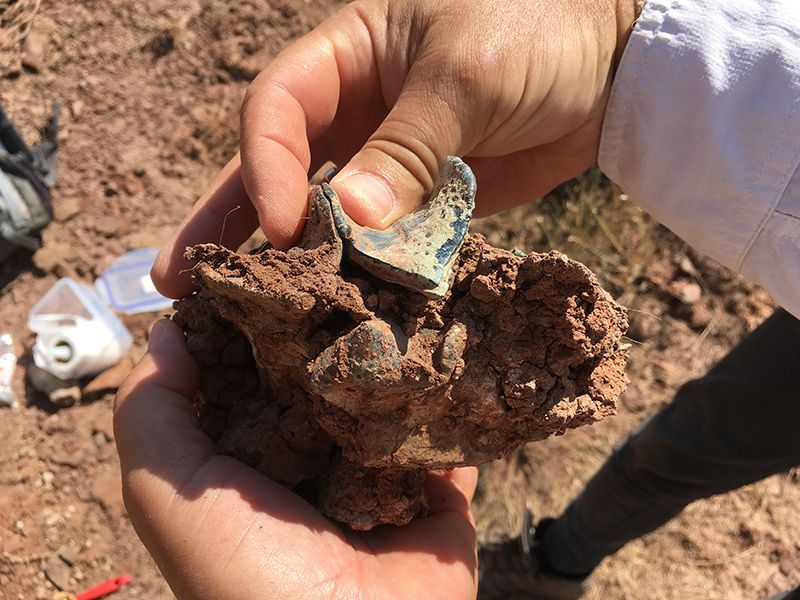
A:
95 248 173 314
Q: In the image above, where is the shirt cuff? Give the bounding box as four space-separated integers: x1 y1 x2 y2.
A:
599 0 800 318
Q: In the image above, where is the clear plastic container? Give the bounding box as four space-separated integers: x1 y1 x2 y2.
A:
94 248 173 314
28 278 133 379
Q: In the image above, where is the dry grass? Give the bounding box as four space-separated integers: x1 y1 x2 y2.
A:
471 168 660 304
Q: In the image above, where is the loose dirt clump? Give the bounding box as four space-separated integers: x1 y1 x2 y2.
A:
174 185 629 530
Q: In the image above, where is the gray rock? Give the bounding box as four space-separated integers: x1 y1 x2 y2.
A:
43 556 71 591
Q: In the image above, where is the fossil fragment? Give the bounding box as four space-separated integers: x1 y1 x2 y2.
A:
328 156 475 297
174 159 629 530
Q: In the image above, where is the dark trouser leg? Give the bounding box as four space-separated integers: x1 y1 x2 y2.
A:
541 309 800 577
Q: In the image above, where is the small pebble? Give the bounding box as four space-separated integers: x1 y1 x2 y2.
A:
41 471 55 489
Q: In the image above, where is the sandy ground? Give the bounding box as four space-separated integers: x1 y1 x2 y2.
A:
0 1 797 598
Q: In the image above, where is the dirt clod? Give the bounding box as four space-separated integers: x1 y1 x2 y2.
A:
175 186 629 530
21 26 47 73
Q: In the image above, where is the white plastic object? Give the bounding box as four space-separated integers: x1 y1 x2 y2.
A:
0 332 17 407
95 247 172 314
28 278 133 379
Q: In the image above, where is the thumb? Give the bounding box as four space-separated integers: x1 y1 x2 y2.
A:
330 67 480 228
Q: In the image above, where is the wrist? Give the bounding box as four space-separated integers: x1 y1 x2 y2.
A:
613 0 647 71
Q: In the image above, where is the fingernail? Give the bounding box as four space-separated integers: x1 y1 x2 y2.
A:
337 172 396 225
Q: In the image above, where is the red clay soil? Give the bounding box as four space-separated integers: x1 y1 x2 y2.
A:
1 0 797 597
174 185 629 529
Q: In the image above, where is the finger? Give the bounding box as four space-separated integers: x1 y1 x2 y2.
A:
330 47 491 228
442 466 479 504
365 480 478 598
424 467 478 522
151 155 259 299
114 319 213 487
239 4 382 248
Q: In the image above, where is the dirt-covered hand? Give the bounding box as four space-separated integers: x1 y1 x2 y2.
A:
153 0 640 298
114 319 478 600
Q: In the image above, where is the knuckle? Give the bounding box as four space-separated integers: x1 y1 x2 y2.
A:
368 124 440 192
339 0 377 22
443 43 503 110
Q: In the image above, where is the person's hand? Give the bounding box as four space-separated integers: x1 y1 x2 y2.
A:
152 0 641 298
114 319 478 600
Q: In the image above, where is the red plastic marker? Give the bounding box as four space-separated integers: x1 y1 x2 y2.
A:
75 575 133 600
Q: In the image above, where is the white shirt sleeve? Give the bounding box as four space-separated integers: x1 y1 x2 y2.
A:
599 0 800 318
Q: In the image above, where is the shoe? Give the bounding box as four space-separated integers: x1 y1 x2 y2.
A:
477 510 588 600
